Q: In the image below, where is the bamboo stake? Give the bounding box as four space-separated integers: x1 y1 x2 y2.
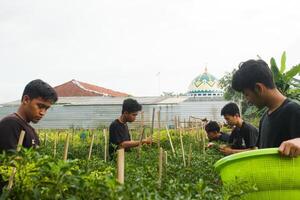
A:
53 133 57 158
177 116 180 134
157 109 161 149
174 116 177 132
88 131 95 160
164 151 168 165
141 111 145 137
166 125 175 156
63 133 70 161
150 108 155 141
7 130 25 190
117 148 125 184
179 129 186 167
201 126 206 155
158 147 163 187
137 127 145 159
44 132 47 146
188 143 192 167
71 128 74 149
103 129 108 162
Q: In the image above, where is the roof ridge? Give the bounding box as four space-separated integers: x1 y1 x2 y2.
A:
72 79 107 96
78 80 128 96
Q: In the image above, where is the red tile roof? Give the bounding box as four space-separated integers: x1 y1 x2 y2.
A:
54 79 129 97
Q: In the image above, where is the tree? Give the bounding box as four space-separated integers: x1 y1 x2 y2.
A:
270 51 300 101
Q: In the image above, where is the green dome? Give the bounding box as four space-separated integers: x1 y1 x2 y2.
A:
187 68 223 97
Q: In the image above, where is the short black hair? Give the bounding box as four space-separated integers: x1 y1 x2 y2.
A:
221 102 240 116
22 79 58 104
122 98 142 114
205 121 220 133
232 59 276 92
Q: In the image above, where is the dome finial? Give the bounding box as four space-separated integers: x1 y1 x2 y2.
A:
204 66 208 73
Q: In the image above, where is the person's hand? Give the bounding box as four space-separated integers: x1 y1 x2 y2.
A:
207 142 215 148
279 138 300 157
219 145 233 155
142 137 152 145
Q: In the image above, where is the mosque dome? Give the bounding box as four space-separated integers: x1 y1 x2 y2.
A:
187 67 223 97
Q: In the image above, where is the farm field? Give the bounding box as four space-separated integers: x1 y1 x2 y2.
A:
0 127 245 200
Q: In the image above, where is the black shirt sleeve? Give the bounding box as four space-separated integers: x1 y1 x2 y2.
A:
287 104 300 139
243 124 259 148
0 118 22 152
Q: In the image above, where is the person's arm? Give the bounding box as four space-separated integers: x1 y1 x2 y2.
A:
119 137 152 149
219 145 257 155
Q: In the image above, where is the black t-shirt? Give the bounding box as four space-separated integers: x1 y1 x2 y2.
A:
228 122 259 149
109 119 131 157
0 113 40 152
257 99 300 148
218 132 230 143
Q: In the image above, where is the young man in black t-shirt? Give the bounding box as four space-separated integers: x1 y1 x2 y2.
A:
0 79 58 152
109 98 152 158
232 59 300 157
219 103 259 155
205 121 230 148
0 79 58 189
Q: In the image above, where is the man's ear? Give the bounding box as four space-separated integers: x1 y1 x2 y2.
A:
254 83 264 95
22 95 31 105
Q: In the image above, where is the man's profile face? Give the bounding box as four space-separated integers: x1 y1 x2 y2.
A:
243 88 265 109
223 114 238 127
125 111 138 123
207 131 219 141
23 96 52 123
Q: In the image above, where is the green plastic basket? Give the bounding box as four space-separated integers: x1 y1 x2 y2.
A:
214 148 300 200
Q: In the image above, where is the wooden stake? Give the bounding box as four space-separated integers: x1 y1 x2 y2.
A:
158 147 163 187
7 130 25 190
63 133 70 161
164 151 168 165
188 143 192 167
157 109 161 149
137 127 145 159
201 126 206 155
53 134 57 158
140 111 144 128
103 129 108 162
166 125 175 156
150 108 155 143
88 131 95 160
44 132 47 146
174 116 177 132
179 129 186 167
117 148 125 184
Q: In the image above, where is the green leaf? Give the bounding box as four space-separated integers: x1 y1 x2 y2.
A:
280 51 286 73
270 57 278 68
285 64 300 82
270 64 282 83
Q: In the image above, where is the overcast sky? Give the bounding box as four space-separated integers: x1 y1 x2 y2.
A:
1 0 300 103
